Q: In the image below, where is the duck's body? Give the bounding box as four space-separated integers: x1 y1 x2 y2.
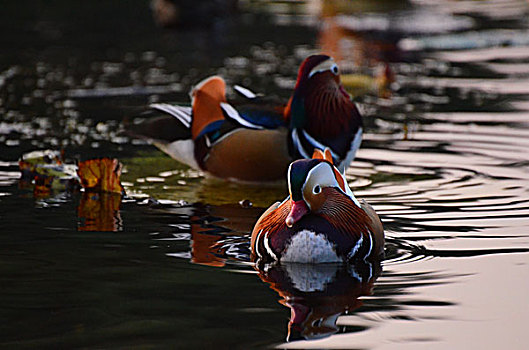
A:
252 198 383 263
130 55 363 183
251 149 384 263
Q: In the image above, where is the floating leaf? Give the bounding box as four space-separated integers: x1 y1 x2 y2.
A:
19 149 79 196
19 149 63 180
77 158 124 194
19 151 124 197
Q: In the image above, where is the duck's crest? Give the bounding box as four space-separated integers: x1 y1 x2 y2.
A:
312 148 333 163
311 148 352 201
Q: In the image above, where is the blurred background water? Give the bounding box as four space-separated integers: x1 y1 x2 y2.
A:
1 0 529 349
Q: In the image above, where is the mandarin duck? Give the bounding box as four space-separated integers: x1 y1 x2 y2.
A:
251 148 384 263
131 54 363 183
151 0 239 28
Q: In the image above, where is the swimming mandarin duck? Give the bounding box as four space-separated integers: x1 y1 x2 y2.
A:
251 148 384 263
132 54 363 183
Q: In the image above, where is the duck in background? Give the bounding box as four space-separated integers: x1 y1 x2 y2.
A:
251 148 384 263
317 0 396 99
150 0 239 28
130 54 363 183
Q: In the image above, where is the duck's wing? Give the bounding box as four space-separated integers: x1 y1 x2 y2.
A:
318 189 381 261
129 104 192 143
360 199 385 259
251 198 290 261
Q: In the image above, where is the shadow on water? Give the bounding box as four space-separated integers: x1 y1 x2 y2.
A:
1 0 529 349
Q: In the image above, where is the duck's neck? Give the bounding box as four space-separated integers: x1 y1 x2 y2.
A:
291 82 357 139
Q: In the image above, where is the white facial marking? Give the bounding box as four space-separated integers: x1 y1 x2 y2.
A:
287 163 293 199
302 162 340 201
308 59 338 79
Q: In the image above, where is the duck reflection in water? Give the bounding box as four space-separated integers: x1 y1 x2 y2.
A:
256 261 381 341
176 202 262 267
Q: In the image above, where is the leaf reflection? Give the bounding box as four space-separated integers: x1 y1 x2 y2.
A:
77 192 123 232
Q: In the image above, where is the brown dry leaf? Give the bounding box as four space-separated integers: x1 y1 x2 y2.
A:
77 158 124 194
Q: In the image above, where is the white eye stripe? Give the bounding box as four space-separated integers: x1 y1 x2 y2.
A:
287 162 294 199
308 68 322 78
302 162 339 203
308 61 339 78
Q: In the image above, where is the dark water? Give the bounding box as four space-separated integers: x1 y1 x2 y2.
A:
1 1 529 349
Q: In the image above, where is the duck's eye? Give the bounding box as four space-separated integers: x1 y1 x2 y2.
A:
313 185 321 194
331 65 339 75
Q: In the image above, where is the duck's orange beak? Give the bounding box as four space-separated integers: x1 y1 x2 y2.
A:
286 200 309 228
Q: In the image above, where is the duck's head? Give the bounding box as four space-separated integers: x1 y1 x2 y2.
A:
294 54 341 91
285 148 352 228
286 54 353 133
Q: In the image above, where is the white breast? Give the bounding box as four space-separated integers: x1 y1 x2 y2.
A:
281 229 341 264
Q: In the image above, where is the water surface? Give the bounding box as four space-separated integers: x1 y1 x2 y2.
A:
1 1 529 349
